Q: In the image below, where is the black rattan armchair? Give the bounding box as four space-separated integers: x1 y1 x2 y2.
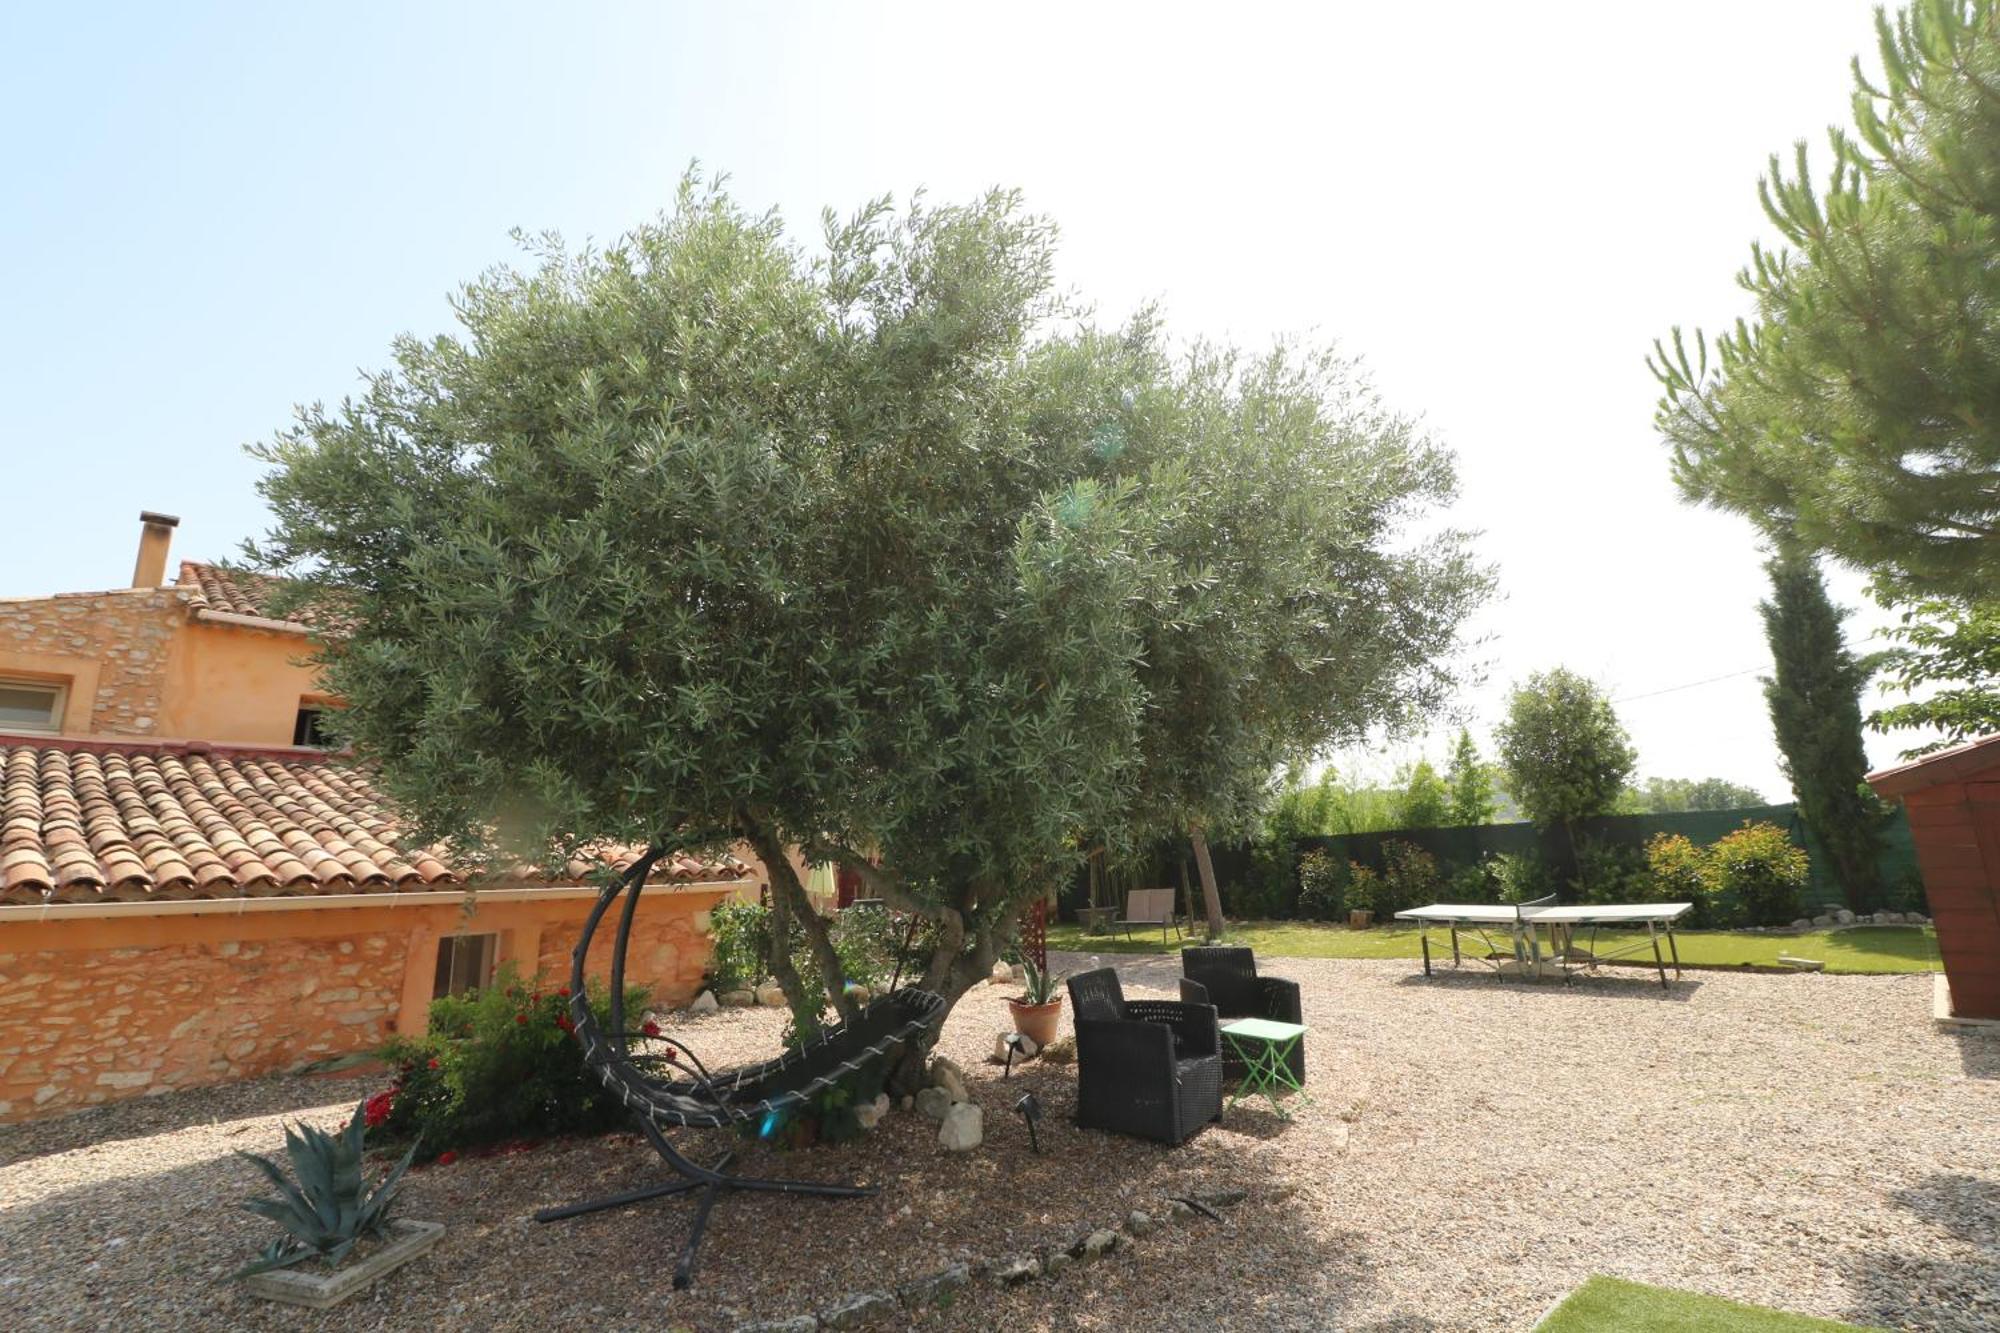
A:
1066 967 1223 1146
1180 947 1306 1084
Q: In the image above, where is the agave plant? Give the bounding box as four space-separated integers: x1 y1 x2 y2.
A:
1018 956 1064 1006
232 1099 420 1279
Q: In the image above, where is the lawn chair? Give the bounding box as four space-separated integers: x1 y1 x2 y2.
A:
1115 887 1184 942
1179 946 1306 1085
1066 967 1222 1145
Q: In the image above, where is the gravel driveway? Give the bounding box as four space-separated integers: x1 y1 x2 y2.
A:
3 956 1995 1332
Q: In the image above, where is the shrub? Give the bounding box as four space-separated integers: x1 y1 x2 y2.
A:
1347 863 1380 916
375 965 647 1161
1572 835 1651 905
1706 821 1810 927
1643 833 1718 926
1445 853 1503 903
706 898 770 991
1295 849 1346 921
1494 851 1554 903
1372 840 1440 917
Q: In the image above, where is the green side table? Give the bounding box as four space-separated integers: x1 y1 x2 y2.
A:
1219 1017 1310 1118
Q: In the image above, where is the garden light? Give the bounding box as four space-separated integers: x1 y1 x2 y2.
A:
1013 1092 1043 1153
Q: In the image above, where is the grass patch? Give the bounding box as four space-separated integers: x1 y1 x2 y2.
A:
1047 922 1938 975
1535 1275 1877 1330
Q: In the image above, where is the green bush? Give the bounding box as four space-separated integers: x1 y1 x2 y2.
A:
1371 840 1440 917
1705 821 1810 927
1642 833 1719 926
1572 835 1651 905
706 898 770 991
1444 853 1503 903
375 965 647 1161
1296 849 1346 921
1347 863 1380 916
1494 851 1554 903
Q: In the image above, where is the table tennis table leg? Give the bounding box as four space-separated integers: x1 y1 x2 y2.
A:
1647 920 1668 989
1450 926 1460 967
1421 929 1433 977
1666 924 1681 979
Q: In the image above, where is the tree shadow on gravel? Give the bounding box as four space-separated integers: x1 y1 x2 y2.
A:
1840 1172 2000 1332
1952 1031 2000 1079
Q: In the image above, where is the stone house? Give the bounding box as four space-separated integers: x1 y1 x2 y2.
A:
0 514 751 1123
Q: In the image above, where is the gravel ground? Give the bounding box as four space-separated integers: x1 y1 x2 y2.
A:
3 956 1996 1332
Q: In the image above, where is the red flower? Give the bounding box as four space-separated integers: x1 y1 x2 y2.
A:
363 1091 394 1129
515 1013 528 1025
426 1058 440 1070
557 987 571 999
436 1150 458 1166
555 1014 575 1035
641 1020 661 1038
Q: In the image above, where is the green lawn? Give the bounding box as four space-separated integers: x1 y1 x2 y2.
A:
1536 1276 1877 1331
1047 921 1939 975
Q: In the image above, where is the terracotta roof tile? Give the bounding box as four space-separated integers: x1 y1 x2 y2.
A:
175 561 354 634
0 738 748 905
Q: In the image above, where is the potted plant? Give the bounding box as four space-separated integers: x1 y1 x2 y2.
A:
1007 957 1065 1047
232 1099 440 1310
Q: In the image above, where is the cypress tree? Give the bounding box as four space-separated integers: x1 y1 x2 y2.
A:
1760 547 1884 910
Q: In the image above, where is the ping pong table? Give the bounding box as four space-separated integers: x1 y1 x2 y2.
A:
1394 894 1692 988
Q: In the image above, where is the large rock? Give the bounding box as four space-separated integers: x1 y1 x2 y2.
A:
915 1086 954 1122
929 1056 971 1103
1126 1209 1153 1238
896 1263 970 1310
755 982 787 1008
1790 918 1813 930
938 1101 983 1152
1911 912 1932 925
991 1031 1038 1064
991 1255 1038 1284
1834 908 1857 925
1811 914 1834 927
720 989 756 1008
1079 1228 1120 1261
1044 1251 1073 1278
990 960 1013 985
819 1290 897 1329
689 990 719 1015
854 1092 890 1131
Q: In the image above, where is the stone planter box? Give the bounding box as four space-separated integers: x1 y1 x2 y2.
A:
240 1220 444 1309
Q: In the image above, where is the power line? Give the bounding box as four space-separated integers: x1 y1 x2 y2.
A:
1613 667 1763 704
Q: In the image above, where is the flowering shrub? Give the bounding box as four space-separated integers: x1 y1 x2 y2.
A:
373 964 648 1161
1705 821 1809 927
1371 840 1440 917
1643 833 1719 926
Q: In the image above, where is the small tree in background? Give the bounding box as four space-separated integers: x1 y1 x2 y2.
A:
1869 595 2000 757
1394 760 1451 829
250 177 1489 1059
1445 728 1497 826
1632 776 1766 813
1761 547 1885 910
1495 668 1637 894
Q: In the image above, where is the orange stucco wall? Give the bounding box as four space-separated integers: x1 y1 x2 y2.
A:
0 884 728 1123
159 618 329 745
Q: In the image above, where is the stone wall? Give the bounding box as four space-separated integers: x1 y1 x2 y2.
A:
0 930 403 1121
0 886 726 1124
0 587 187 736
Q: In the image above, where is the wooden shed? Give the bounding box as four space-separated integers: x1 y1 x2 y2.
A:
1869 732 2000 1021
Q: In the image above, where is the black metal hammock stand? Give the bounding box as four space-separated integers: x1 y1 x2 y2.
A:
533 846 945 1289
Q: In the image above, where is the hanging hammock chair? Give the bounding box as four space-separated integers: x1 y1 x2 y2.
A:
533 845 944 1289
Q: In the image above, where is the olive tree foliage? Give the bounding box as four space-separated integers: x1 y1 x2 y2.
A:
1651 0 2000 603
249 177 1488 1039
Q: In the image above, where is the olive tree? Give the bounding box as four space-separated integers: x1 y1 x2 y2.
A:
250 178 1488 1056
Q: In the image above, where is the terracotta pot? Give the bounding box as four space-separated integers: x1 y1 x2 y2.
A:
1008 997 1063 1047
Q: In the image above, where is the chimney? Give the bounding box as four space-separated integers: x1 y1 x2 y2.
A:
132 511 179 588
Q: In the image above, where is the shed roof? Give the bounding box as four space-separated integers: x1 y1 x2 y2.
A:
1866 732 2000 799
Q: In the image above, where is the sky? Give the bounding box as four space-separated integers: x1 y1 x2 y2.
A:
0 1 1936 798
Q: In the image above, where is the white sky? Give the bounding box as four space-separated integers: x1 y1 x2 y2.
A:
1 1 1936 796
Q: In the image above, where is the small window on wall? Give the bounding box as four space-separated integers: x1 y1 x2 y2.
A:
293 705 334 748
433 934 498 1000
0 679 65 733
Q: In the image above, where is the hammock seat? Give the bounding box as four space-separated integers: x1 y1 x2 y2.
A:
533 846 943 1289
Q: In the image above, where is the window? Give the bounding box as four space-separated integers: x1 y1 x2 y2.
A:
0 679 65 733
293 705 333 748
433 933 498 999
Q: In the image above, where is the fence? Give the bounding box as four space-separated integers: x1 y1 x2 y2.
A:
1064 803 1921 921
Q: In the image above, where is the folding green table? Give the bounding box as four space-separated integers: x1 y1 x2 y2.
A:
1219 1017 1310 1117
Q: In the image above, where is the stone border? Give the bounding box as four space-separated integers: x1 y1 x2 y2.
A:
730 1188 1254 1331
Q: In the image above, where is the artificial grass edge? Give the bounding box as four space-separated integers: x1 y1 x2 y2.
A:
1535 1275 1880 1331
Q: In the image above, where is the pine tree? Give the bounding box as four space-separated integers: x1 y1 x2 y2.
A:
1445 728 1497 826
1652 1 2000 602
1761 548 1884 909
